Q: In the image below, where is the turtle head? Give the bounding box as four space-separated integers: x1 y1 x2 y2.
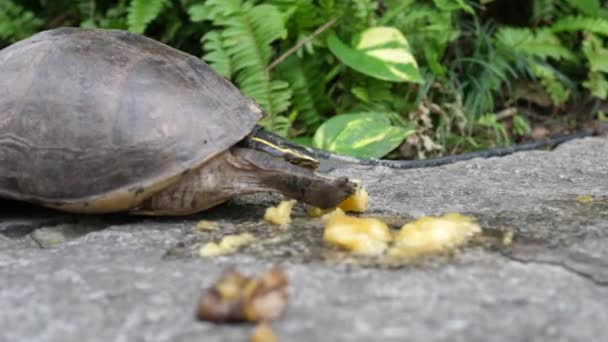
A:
248 136 320 169
232 148 356 208
239 126 320 170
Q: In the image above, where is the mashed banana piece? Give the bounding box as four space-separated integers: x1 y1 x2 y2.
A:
502 230 515 246
195 220 220 231
199 233 255 257
389 213 481 257
337 186 369 213
308 184 369 217
264 200 297 225
576 194 594 203
322 209 392 255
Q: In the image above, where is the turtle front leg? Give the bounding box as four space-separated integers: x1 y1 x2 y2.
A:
132 148 356 216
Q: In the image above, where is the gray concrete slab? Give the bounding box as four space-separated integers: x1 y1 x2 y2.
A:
1 137 607 342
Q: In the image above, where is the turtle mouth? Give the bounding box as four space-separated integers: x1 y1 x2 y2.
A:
313 176 357 209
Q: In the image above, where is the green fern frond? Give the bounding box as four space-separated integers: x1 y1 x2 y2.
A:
496 27 577 61
318 0 350 19
188 2 231 22
460 54 513 118
0 1 42 42
237 74 292 116
352 0 377 25
270 0 322 37
188 4 210 22
432 0 474 14
582 34 608 73
450 21 518 120
265 0 298 13
258 114 292 137
202 0 291 123
552 15 608 36
76 0 96 26
530 62 570 104
532 0 558 21
563 0 601 17
583 71 608 99
89 2 128 30
291 0 320 31
277 55 331 131
348 82 404 120
127 0 168 34
348 75 398 107
201 31 233 78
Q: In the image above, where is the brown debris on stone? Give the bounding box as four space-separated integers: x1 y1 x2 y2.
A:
196 266 288 323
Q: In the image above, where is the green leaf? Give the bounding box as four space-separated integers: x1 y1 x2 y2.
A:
477 114 509 144
532 0 557 20
276 55 331 131
477 114 499 127
582 34 608 73
496 27 577 61
0 1 42 41
188 4 211 22
313 113 415 158
269 0 322 34
259 114 292 137
127 0 168 34
327 27 422 83
552 16 608 36
530 62 570 105
513 115 532 136
91 2 128 30
290 136 313 147
204 1 290 119
432 0 474 13
584 71 608 99
202 31 233 78
385 3 455 76
563 0 600 17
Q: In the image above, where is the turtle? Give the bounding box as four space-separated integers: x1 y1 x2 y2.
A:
0 27 355 215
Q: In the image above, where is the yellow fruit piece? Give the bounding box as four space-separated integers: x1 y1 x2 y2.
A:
389 213 481 258
198 242 224 257
576 195 594 204
337 186 369 213
195 220 220 231
219 233 255 249
199 233 255 258
264 200 297 225
322 209 392 255
502 230 515 246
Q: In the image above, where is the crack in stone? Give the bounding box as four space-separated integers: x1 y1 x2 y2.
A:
29 235 44 249
501 252 608 287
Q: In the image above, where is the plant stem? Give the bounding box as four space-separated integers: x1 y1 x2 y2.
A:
266 18 337 72
496 107 517 121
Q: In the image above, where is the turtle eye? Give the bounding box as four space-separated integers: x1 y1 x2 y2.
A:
242 136 320 170
284 153 319 170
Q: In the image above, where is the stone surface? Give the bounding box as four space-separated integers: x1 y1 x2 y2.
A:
1 137 607 342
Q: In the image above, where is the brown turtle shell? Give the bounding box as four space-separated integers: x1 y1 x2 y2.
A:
0 28 263 213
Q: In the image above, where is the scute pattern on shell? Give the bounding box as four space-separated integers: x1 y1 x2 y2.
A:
0 28 263 207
